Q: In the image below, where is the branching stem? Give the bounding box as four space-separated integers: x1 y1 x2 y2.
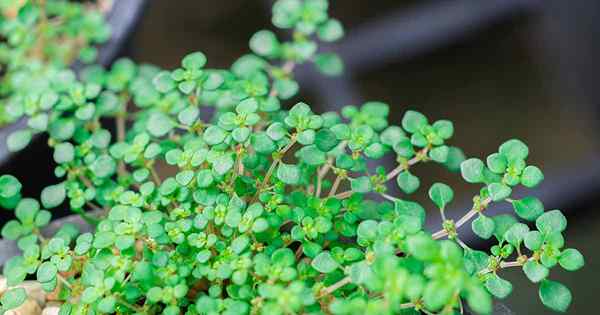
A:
318 276 351 298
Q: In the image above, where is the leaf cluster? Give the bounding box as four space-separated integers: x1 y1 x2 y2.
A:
0 1 584 315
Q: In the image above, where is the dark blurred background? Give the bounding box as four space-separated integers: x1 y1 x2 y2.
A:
4 0 600 313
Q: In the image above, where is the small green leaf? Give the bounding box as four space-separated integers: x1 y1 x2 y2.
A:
176 170 194 186
90 155 116 178
81 287 101 304
466 286 493 315
7 129 32 152
98 296 116 313
231 235 249 254
153 71 175 93
314 53 344 76
311 251 339 273
317 19 344 42
460 158 484 183
492 214 518 241
37 262 58 283
350 176 371 193
397 171 420 194
444 146 466 172
395 200 426 233
423 280 453 311
487 183 511 202
504 222 529 247
203 126 227 145
559 249 584 271
1 220 23 240
472 215 495 240
406 234 439 261
401 110 428 133
252 218 269 233
512 196 544 221
266 123 287 141
356 220 377 241
236 98 259 115
539 280 572 312
250 30 279 57
429 145 449 163
487 153 507 174
147 112 174 137
349 261 372 284
521 165 544 188
41 184 66 208
524 231 544 251
1 288 27 310
536 210 567 235
178 106 200 126
499 139 529 162
297 145 325 165
315 129 339 152
251 133 276 153
196 170 214 188
276 163 300 185
0 175 21 199
428 183 453 209
485 275 513 299
182 51 207 69
523 261 549 283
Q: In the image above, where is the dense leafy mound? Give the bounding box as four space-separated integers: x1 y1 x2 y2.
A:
0 1 583 314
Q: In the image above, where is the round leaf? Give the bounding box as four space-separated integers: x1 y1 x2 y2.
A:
521 165 544 188
536 210 567 235
485 275 512 299
397 171 420 194
7 129 32 152
472 215 495 240
1 288 27 310
249 30 279 56
499 139 529 162
523 261 549 283
512 197 544 221
460 158 484 183
401 110 428 133
0 175 21 199
539 280 572 312
559 248 584 271
428 183 453 209
276 163 300 185
311 251 338 273
41 184 66 208
317 19 344 42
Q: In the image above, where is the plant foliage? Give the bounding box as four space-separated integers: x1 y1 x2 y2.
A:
0 0 583 314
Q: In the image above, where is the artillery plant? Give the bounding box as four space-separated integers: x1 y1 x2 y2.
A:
0 0 110 129
0 0 585 314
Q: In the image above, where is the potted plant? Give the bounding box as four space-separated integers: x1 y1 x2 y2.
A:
0 0 584 314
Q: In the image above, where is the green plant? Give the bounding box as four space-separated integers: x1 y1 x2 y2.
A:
0 1 584 314
0 0 110 128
